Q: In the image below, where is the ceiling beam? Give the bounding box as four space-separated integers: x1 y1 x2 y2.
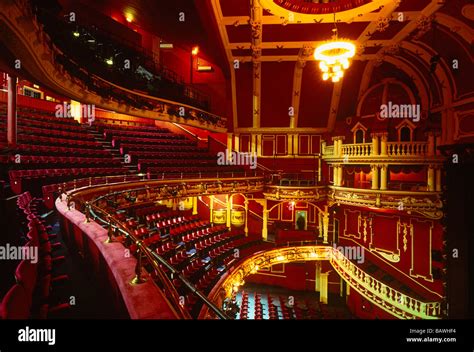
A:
210 0 238 130
221 12 421 26
228 40 390 50
233 54 376 62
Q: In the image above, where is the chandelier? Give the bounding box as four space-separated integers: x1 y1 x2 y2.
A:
314 28 356 82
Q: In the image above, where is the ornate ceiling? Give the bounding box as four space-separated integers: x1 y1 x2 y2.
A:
208 0 473 132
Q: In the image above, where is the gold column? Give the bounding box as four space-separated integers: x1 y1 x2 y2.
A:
371 164 379 190
226 194 231 228
315 262 321 292
227 133 233 159
337 164 343 187
293 134 299 156
380 164 388 190
244 199 249 236
319 272 329 304
256 134 262 157
332 137 339 157
321 140 327 155
318 212 323 238
435 167 442 192
234 134 240 153
427 165 435 192
192 196 198 215
288 135 293 155
209 196 214 224
380 133 388 156
318 157 322 183
322 205 329 244
251 134 257 155
262 199 268 240
333 165 339 186
371 133 379 156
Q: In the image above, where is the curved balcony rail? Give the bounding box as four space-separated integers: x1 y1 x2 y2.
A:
203 244 442 320
263 185 328 202
0 0 227 131
83 201 228 320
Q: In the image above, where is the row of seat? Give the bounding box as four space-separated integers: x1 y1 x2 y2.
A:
137 159 217 172
111 136 195 148
94 122 168 133
17 125 95 141
103 129 177 140
128 150 210 160
9 167 126 194
0 116 88 134
119 143 197 154
0 192 70 319
146 166 244 175
239 291 250 319
0 155 121 167
0 143 112 158
15 134 100 149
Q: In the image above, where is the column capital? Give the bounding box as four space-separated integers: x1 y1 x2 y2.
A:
331 136 345 142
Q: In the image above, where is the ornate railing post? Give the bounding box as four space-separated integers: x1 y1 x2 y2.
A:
131 242 147 285
84 201 91 223
105 215 114 243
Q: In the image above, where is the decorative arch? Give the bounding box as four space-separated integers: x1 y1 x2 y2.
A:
356 78 418 118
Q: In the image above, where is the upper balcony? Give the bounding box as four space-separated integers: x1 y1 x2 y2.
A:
0 0 227 132
322 133 443 164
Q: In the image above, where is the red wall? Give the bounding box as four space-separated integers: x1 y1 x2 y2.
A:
335 204 444 297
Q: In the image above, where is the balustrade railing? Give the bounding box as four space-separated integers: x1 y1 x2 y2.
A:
341 143 372 157
387 142 428 157
330 251 441 319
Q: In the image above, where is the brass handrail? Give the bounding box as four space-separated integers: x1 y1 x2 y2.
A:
83 197 229 319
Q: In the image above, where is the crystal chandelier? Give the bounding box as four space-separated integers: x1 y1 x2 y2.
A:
314 28 356 83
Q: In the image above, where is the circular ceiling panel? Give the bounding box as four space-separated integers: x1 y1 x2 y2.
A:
259 0 395 23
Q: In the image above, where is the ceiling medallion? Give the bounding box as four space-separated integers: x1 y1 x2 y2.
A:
313 28 356 83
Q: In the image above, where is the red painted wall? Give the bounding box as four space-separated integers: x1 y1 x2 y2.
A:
335 204 444 298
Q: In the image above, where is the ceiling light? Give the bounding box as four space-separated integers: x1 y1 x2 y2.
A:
314 28 355 83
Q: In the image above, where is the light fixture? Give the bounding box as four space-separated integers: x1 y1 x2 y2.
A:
314 25 355 83
73 31 80 37
106 58 114 66
197 65 213 72
191 46 199 56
